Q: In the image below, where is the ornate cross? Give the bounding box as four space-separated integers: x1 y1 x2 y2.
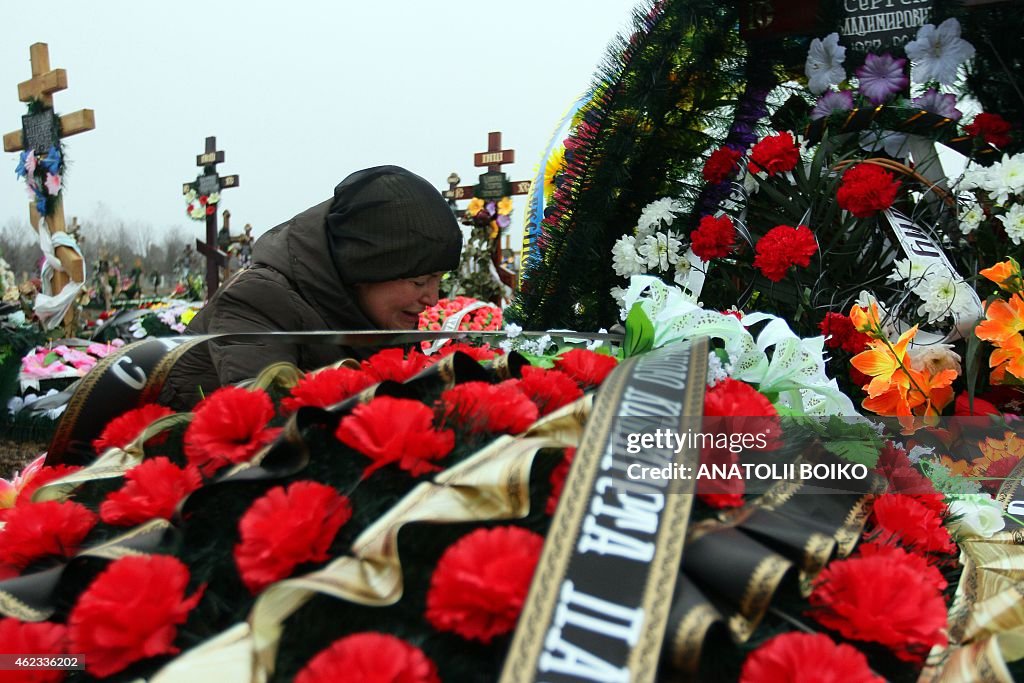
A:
3 43 95 322
182 136 239 297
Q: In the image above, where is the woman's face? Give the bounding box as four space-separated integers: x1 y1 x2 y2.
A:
354 273 444 330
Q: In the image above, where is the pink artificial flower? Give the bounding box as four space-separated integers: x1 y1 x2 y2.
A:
24 150 37 175
44 173 61 195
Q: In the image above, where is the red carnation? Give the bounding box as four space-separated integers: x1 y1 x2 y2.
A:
703 378 782 451
184 386 281 477
753 224 818 282
426 526 544 643
856 542 946 592
281 367 375 414
434 343 500 362
336 396 454 477
440 381 538 435
361 348 433 383
808 550 948 661
702 146 743 185
749 131 800 176
0 618 68 683
518 366 583 416
954 392 1000 417
92 403 175 453
235 481 351 593
741 632 883 683
836 163 901 218
690 214 737 262
868 493 956 557
965 112 1013 148
554 349 619 388
874 443 936 495
0 501 96 571
983 456 1022 494
100 457 202 526
546 447 576 514
295 633 440 683
819 312 870 354
69 555 203 677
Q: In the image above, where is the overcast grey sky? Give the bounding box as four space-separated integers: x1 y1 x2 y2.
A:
2 1 636 248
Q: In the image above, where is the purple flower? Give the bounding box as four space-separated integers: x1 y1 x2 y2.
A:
485 201 497 215
856 53 908 104
811 90 854 120
912 88 962 121
496 213 511 229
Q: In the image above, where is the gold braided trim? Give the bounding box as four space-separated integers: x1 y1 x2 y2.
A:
249 362 304 393
800 532 836 580
0 586 52 621
834 492 879 557
729 554 793 643
670 603 722 674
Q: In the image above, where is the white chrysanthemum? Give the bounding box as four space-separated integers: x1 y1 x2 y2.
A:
706 353 733 388
672 258 692 288
805 33 847 95
991 154 1024 205
915 270 976 323
998 203 1024 245
504 322 523 338
638 232 683 272
636 197 683 237
611 235 647 277
904 18 975 85
887 258 929 284
959 202 985 235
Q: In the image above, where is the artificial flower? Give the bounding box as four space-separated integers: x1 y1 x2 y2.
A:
43 172 61 196
873 442 936 495
234 481 352 593
425 526 544 643
819 312 870 354
554 348 619 388
836 163 901 218
0 618 68 683
280 366 375 413
690 214 736 261
808 549 948 661
947 495 1006 538
638 231 684 272
0 500 97 571
546 447 576 514
958 201 985 235
361 347 433 383
294 633 440 683
905 18 975 85
998 203 1024 245
914 270 977 323
439 381 539 435
855 541 947 592
15 149 36 178
517 366 583 416
856 53 908 104
69 555 203 677
740 632 883 683
40 146 61 175
336 396 454 477
954 391 1000 417
92 403 175 453
908 343 962 377
184 386 281 476
749 131 801 177
702 147 743 185
912 89 962 121
433 342 499 362
612 235 647 277
810 90 854 120
965 112 1013 149
99 457 202 526
805 33 847 95
636 197 684 237
980 257 1022 293
753 224 818 282
868 493 956 556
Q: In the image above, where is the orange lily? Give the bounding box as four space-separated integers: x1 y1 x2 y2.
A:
980 257 1022 294
990 334 1024 382
851 325 918 398
976 294 1024 343
849 301 883 337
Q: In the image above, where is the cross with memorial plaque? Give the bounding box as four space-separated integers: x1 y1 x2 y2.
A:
3 43 95 324
443 132 530 290
182 136 240 296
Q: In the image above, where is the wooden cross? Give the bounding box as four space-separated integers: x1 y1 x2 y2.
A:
3 43 95 322
443 132 531 297
182 136 239 297
443 132 532 202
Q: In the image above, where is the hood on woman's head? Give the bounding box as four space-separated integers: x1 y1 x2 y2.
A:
326 166 463 285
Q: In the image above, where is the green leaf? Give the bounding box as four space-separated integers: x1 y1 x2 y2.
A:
623 303 655 358
966 324 982 408
42 351 59 366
